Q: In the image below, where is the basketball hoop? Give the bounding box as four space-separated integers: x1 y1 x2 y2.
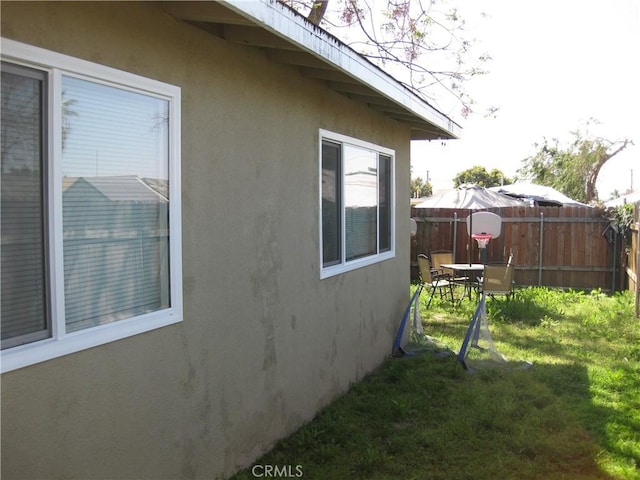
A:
466 212 501 265
472 233 492 249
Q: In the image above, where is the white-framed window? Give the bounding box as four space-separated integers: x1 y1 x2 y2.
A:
319 129 395 278
1 39 182 372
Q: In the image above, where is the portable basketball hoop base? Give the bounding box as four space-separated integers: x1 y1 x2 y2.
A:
458 293 533 373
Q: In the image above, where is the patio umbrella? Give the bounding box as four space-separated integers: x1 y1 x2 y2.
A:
414 183 526 209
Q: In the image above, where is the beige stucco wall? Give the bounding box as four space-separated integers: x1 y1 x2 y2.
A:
1 2 412 479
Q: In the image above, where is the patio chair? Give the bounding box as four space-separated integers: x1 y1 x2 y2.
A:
479 264 515 300
417 254 454 308
431 250 469 286
476 253 515 289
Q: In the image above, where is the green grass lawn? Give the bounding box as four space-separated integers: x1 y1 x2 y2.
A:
231 287 640 480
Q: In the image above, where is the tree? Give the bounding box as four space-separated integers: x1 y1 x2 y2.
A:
411 176 432 198
281 0 492 118
62 93 78 150
517 122 633 203
453 165 510 188
609 189 621 200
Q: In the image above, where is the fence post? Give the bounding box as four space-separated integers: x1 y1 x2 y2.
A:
453 212 458 263
612 227 617 292
538 212 544 286
636 221 640 317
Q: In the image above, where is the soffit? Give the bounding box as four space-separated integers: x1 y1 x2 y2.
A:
162 1 460 141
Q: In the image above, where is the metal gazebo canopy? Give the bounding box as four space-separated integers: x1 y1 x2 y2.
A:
414 184 526 209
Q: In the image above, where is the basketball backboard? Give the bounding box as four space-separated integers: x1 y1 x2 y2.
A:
466 211 502 238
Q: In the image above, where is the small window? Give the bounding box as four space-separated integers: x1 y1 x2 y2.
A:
319 130 395 278
1 39 182 372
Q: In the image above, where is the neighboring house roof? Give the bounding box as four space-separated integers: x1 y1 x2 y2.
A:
414 183 526 209
489 183 590 207
162 0 460 141
63 176 169 203
604 191 640 208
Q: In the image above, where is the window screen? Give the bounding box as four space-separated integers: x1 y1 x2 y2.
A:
378 154 392 252
321 140 341 267
1 63 50 348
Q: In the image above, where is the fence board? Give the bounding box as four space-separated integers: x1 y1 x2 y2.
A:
411 206 617 291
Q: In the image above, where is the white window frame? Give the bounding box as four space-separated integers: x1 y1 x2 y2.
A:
1 39 182 373
319 129 395 279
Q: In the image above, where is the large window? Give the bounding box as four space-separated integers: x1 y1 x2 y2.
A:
320 130 394 278
1 39 182 372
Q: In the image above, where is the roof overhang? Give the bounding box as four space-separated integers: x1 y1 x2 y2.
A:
162 0 461 141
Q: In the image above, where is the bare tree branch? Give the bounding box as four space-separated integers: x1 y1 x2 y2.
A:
584 138 633 203
280 0 493 119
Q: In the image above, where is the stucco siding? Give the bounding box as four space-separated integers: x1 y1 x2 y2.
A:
1 2 411 479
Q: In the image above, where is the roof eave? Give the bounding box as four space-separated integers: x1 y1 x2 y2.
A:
164 0 460 140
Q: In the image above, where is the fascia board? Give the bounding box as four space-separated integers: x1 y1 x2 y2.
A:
220 0 461 139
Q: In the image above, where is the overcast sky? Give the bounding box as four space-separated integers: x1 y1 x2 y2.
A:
410 0 639 200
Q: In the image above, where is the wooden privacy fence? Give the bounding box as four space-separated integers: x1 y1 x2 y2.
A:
411 206 622 292
628 205 640 316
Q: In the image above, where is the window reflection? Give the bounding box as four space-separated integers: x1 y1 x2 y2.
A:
344 145 377 261
61 76 171 331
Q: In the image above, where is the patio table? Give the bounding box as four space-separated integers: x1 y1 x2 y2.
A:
440 263 485 301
